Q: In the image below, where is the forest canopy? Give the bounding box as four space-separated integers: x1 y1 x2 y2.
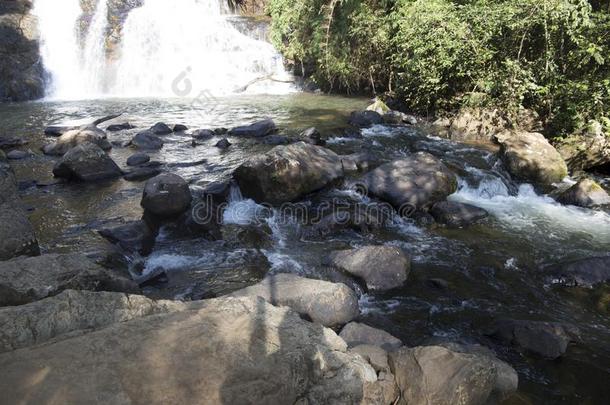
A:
268 0 610 136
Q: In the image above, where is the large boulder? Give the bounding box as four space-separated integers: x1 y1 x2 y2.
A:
234 142 344 204
430 201 489 227
486 319 580 359
228 118 276 137
325 246 410 291
43 126 111 156
0 253 138 307
0 154 40 260
52 142 122 181
389 345 501 405
340 322 403 351
0 290 187 353
230 273 359 327
556 179 610 207
141 173 192 217
359 152 457 212
545 256 610 288
448 108 508 142
0 296 386 404
554 133 610 172
496 131 568 186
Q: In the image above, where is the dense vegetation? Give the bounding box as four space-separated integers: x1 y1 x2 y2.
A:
268 0 610 136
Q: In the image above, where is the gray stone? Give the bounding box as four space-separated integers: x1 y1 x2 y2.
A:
215 138 231 149
98 220 156 255
325 246 410 291
43 126 111 156
545 256 610 287
557 178 610 207
132 131 164 150
348 111 383 128
52 142 122 182
229 118 276 137
430 201 489 227
6 150 27 160
123 167 161 182
360 152 457 212
141 173 192 217
230 273 359 327
192 129 214 139
126 152 150 166
149 122 172 135
0 253 138 307
235 142 344 204
340 322 403 351
106 122 135 132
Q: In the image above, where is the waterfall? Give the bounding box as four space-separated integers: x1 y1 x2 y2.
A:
33 0 293 99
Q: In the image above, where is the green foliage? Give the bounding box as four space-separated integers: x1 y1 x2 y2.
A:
268 0 610 136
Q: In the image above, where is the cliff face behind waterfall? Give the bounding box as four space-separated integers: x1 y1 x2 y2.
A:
0 0 44 102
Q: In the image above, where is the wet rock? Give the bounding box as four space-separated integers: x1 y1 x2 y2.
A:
215 138 231 149
430 201 489 227
149 122 172 135
261 135 290 145
348 110 383 128
0 253 138 307
359 152 457 212
299 127 326 146
6 150 27 159
214 127 228 135
98 220 156 255
52 142 122 182
221 223 274 249
427 278 450 290
325 246 410 291
230 273 359 327
0 206 39 261
228 118 276 137
131 130 164 150
496 131 568 186
486 319 579 359
555 133 610 172
234 142 344 204
556 178 610 207
545 256 610 288
43 126 112 156
197 180 232 205
106 122 135 132
340 322 403 351
172 124 188 132
389 345 499 405
192 129 214 139
126 152 151 166
0 136 28 149
0 290 187 353
340 152 379 173
382 111 405 125
141 173 192 217
0 296 384 404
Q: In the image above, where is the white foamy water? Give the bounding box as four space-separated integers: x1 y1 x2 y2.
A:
452 177 610 245
33 0 294 99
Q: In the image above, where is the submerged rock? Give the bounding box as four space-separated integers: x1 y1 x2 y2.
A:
430 201 489 227
486 319 579 359
228 118 276 137
141 173 192 217
496 131 568 186
390 345 502 405
215 138 231 149
325 246 410 291
359 152 457 212
340 152 379 173
43 126 112 156
339 322 403 351
126 152 150 166
172 124 188 132
556 178 610 207
348 110 383 128
106 122 135 132
6 150 28 160
0 253 137 307
131 130 164 150
262 134 290 145
234 142 344 204
52 142 122 182
192 129 214 139
546 256 610 288
230 273 359 327
123 167 161 182
0 290 186 353
0 296 384 404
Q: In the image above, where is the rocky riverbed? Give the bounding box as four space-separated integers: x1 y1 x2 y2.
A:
1 94 610 404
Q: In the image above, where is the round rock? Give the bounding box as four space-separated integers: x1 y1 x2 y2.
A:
141 173 192 217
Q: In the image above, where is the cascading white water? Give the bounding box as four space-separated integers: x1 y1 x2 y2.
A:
33 0 293 99
32 0 84 99
113 0 292 97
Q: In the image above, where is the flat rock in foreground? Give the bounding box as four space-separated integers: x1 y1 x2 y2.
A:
230 273 359 327
0 296 385 405
0 253 138 307
234 142 344 204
